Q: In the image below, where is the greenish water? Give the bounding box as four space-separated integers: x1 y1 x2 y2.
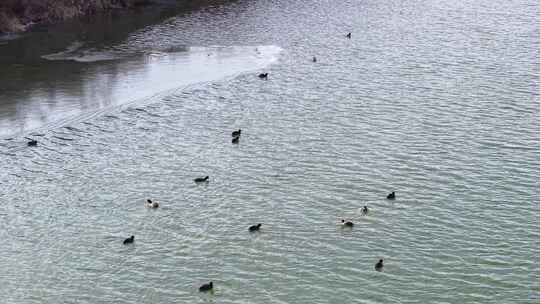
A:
0 0 539 303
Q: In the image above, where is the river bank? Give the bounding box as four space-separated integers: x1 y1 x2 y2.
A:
0 0 157 34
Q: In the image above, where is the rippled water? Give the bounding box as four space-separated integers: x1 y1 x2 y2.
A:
1 0 539 303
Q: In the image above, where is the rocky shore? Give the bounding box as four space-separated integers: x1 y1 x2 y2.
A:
0 0 153 33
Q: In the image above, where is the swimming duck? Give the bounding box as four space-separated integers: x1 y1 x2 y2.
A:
123 235 134 245
258 73 268 79
312 56 317 62
387 191 395 200
341 219 354 227
232 136 240 144
145 199 159 208
194 176 209 183
199 281 213 292
27 139 38 147
232 129 241 137
362 206 369 215
249 223 262 232
375 258 384 271
346 32 351 39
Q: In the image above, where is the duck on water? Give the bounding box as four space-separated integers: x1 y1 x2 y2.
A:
249 223 262 232
361 206 369 215
145 199 159 208
194 176 209 183
232 129 241 137
375 259 384 271
123 235 134 245
341 219 354 227
199 281 213 292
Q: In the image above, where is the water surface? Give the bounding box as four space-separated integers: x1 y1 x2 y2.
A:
0 0 539 303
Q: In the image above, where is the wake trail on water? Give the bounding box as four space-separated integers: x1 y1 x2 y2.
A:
2 44 282 141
